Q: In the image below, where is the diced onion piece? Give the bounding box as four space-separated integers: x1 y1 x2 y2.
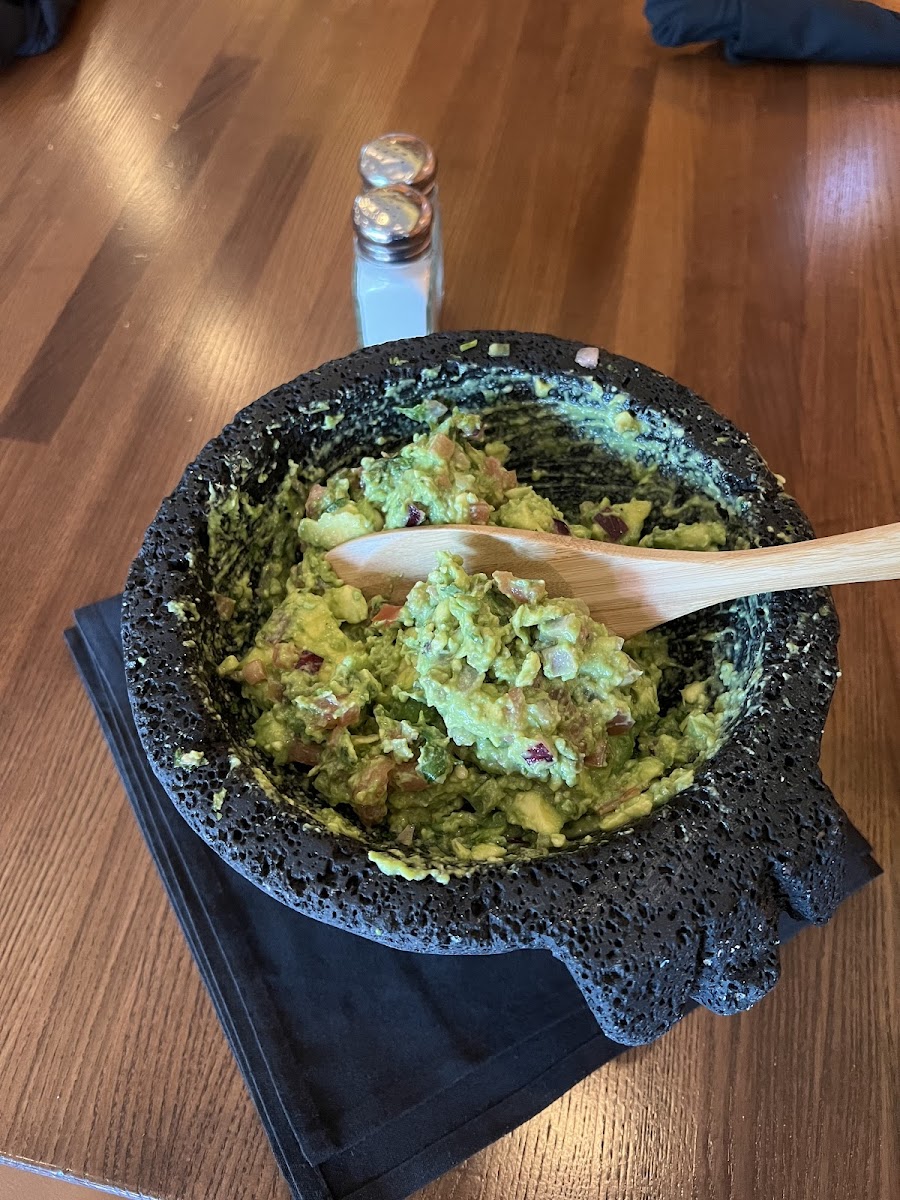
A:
575 345 600 369
423 398 449 422
493 571 546 605
594 511 628 541
523 742 554 764
296 650 325 673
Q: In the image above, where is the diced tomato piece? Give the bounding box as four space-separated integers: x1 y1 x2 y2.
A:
428 432 456 461
492 570 516 599
272 642 300 670
584 742 608 768
308 694 361 730
373 603 403 624
484 456 517 491
505 687 526 721
606 711 635 735
596 786 641 816
391 761 429 792
287 740 321 765
242 658 266 685
305 483 328 518
350 757 393 826
353 756 393 798
468 500 492 524
214 593 236 620
560 709 590 754
333 703 361 727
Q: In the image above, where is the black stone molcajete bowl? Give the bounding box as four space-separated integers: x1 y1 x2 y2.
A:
123 332 850 1046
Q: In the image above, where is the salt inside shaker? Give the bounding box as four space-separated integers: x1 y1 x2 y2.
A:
352 184 439 348
358 133 443 305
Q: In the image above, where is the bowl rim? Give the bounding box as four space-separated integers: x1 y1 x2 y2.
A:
122 331 848 1044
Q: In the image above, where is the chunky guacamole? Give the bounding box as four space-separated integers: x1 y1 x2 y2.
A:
215 405 732 878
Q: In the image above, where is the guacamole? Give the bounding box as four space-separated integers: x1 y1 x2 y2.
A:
216 405 732 878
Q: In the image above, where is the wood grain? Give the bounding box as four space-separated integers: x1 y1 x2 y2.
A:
0 2 897 1199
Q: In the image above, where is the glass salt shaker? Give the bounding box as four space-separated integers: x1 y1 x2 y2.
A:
358 133 443 306
352 184 439 348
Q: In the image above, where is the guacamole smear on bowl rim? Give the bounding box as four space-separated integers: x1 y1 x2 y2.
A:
214 405 733 880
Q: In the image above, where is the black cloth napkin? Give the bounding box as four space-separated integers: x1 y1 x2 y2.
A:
65 595 881 1200
645 0 900 63
0 0 78 66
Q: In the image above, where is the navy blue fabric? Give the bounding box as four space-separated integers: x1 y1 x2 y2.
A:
65 595 882 1200
645 0 900 63
0 0 77 60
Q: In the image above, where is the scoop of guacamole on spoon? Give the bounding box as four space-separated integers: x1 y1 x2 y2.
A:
216 405 729 876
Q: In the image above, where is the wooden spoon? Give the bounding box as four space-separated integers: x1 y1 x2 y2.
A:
326 522 900 638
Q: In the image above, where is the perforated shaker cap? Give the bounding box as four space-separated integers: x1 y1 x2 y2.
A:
359 133 437 196
352 184 433 263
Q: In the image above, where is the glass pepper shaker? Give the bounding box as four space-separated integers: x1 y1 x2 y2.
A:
358 132 443 307
352 183 439 348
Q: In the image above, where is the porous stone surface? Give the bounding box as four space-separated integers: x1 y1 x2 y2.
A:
123 332 848 1045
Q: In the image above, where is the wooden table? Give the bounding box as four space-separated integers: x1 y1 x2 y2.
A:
1 2 897 1197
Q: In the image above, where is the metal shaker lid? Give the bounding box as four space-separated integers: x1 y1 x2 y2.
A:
358 133 437 196
353 184 433 263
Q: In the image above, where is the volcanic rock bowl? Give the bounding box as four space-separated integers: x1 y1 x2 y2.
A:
123 332 851 1046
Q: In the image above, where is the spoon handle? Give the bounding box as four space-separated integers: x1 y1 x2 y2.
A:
573 521 900 635
658 522 900 615
529 521 900 635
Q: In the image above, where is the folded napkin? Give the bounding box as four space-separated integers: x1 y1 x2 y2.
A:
66 596 881 1200
0 0 78 65
645 0 900 63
